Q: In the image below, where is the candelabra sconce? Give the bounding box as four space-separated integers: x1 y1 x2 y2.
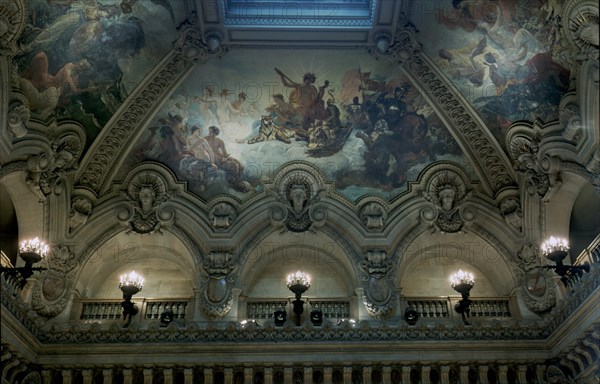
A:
286 271 311 326
119 271 144 328
450 269 475 325
540 237 590 286
310 307 323 326
0 238 49 288
274 309 287 326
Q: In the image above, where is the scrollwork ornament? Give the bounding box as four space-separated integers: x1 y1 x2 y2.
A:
69 196 93 232
21 372 42 384
199 251 237 319
360 202 387 230
209 202 237 230
31 246 78 318
0 0 25 53
7 103 30 138
360 250 395 319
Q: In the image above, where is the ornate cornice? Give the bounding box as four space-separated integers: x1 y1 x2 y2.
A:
0 0 26 55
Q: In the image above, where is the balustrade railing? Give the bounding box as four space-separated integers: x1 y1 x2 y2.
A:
245 298 352 321
145 300 188 320
403 296 513 321
78 298 191 321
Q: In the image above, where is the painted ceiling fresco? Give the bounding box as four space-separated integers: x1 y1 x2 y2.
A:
413 0 571 147
122 49 470 202
14 0 185 146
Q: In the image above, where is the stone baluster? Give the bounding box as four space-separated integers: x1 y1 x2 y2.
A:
204 368 213 383
264 366 273 384
244 367 253 384
421 365 431 384
382 365 391 384
363 365 372 384
284 366 293 384
343 366 352 384
224 367 233 384
81 369 93 384
440 365 450 384
163 367 173 384
401 366 411 384
123 369 133 384
143 368 153 384
459 365 469 384
478 365 488 383
183 368 193 384
42 369 53 384
536 364 547 384
304 365 312 384
62 369 73 384
103 368 113 384
497 365 509 384
324 366 333 384
517 365 528 384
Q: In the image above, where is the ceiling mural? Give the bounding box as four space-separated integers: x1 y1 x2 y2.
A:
14 0 185 147
122 48 471 202
414 0 571 148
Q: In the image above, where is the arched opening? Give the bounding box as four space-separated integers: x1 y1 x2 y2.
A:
0 183 19 266
569 183 600 261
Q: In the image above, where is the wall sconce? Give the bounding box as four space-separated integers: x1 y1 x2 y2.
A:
119 271 144 328
450 269 474 325
336 319 356 327
286 271 311 326
240 319 260 328
274 309 287 326
310 307 323 326
541 236 590 286
0 238 49 288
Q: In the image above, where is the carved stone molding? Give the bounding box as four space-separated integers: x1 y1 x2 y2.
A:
269 163 328 233
31 245 78 318
562 0 599 63
360 250 395 319
118 170 173 234
77 24 218 195
515 243 558 314
359 200 388 231
69 196 93 233
199 251 237 319
0 0 26 54
208 201 237 231
7 102 30 139
371 24 516 199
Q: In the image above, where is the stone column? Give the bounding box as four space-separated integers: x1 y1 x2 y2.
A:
183 368 193 384
517 365 528 384
497 365 509 384
103 369 113 384
363 365 372 384
42 370 54 384
143 368 153 384
459 366 470 384
324 366 333 384
401 366 412 384
163 368 173 384
382 366 392 384
122 369 133 384
244 367 253 384
440 365 450 384
478 365 488 383
224 367 233 384
304 365 312 384
204 368 214 383
264 366 273 384
284 366 293 384
343 366 352 384
536 364 547 384
81 369 93 384
61 369 73 384
421 365 430 384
